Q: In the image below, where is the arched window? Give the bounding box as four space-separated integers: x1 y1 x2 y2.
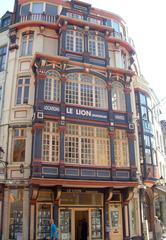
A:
112 82 126 111
44 70 61 102
65 73 108 109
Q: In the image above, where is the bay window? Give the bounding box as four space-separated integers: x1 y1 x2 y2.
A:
112 82 126 111
65 73 108 109
42 121 59 162
13 129 26 162
65 124 110 166
88 35 105 58
44 71 61 102
66 30 83 53
20 33 34 56
114 129 129 167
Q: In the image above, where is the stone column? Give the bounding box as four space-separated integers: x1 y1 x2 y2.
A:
23 188 29 240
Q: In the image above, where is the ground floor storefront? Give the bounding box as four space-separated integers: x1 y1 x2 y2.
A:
0 183 142 240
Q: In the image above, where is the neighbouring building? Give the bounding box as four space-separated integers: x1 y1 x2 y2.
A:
0 10 13 238
0 1 166 240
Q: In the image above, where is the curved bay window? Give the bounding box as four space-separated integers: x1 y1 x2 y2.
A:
114 129 129 167
44 70 61 102
112 82 126 111
65 124 110 166
42 121 59 162
65 73 108 109
88 35 105 58
65 30 84 53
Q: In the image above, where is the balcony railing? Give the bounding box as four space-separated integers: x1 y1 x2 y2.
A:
20 13 57 24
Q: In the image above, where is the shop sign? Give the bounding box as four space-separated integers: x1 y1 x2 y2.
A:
43 104 108 122
66 107 108 122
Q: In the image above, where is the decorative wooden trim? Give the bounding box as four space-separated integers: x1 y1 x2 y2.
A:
32 53 135 77
30 178 139 188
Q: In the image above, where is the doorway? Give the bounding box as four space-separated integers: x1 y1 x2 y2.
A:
75 210 88 240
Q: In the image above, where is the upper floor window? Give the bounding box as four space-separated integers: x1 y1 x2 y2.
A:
112 82 126 111
112 20 120 33
0 45 7 72
65 73 108 109
66 12 83 20
32 3 43 14
88 17 103 25
114 129 129 167
88 35 105 58
42 121 59 162
21 3 58 16
44 71 61 102
20 33 34 56
16 77 30 104
13 128 26 162
65 30 83 53
1 17 11 27
65 124 110 166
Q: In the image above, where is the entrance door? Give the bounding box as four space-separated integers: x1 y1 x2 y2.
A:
75 210 88 240
109 204 123 240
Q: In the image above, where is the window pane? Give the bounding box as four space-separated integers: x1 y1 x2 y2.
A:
23 86 29 104
21 4 30 16
112 20 120 32
27 34 34 55
114 130 129 167
43 122 59 162
16 86 22 104
9 190 23 239
13 139 25 162
140 93 146 105
45 4 57 16
0 46 7 72
112 82 126 111
32 3 43 14
145 148 152 164
20 35 27 56
66 31 74 51
2 17 11 27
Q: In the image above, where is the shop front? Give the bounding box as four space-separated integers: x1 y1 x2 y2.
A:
30 186 130 240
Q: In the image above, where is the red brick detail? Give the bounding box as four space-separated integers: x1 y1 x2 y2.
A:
58 126 66 133
109 131 115 139
33 123 44 130
127 133 136 140
124 87 131 94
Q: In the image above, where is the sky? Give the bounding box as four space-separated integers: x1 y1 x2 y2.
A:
0 0 166 118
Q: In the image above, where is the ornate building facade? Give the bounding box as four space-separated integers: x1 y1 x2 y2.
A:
0 0 165 240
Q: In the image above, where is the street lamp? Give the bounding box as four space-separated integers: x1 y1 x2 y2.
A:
0 147 8 179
